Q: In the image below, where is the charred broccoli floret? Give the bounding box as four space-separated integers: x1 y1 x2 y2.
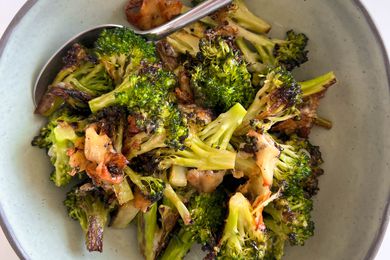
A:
95 27 157 84
124 166 165 203
192 0 271 33
89 64 188 149
273 141 312 188
264 184 315 247
230 21 309 71
32 108 86 187
64 183 113 252
36 44 114 116
161 189 227 259
215 192 267 259
235 66 302 135
190 36 255 113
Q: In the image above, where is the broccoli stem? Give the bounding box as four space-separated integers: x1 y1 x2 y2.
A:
127 131 167 160
299 71 336 97
112 178 134 205
160 229 194 260
124 167 144 191
314 116 332 129
163 184 192 225
231 19 276 65
230 0 271 34
171 135 236 170
199 103 247 150
166 31 200 56
137 203 159 260
235 37 266 74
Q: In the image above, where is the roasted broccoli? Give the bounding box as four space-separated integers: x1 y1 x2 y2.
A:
124 166 165 203
64 183 113 252
158 128 236 171
32 108 86 187
89 63 188 149
299 71 337 97
272 71 337 137
235 66 302 135
137 203 160 260
273 141 312 188
264 185 315 248
192 0 271 34
229 21 309 71
95 27 157 84
137 202 179 260
190 36 255 113
161 189 227 259
199 102 247 149
215 192 267 259
36 44 114 116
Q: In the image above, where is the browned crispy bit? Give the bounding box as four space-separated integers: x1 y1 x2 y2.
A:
156 40 179 71
125 0 183 30
272 93 324 138
175 70 194 104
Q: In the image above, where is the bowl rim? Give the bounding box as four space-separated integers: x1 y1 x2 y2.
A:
0 0 389 259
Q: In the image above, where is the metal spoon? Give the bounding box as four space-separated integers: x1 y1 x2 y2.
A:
33 0 232 107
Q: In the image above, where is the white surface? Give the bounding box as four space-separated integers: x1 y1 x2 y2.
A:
0 0 388 259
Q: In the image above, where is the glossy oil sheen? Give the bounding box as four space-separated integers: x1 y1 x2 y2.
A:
0 0 389 259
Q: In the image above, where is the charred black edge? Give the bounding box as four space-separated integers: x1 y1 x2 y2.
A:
0 0 389 260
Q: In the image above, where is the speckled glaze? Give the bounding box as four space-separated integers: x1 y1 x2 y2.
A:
0 0 389 259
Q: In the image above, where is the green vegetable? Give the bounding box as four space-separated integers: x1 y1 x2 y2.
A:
64 183 113 252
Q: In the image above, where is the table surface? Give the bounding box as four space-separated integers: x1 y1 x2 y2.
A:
0 0 389 259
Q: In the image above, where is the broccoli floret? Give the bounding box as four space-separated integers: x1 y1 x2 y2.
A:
228 20 309 71
215 192 267 259
225 0 271 34
124 166 165 203
273 30 309 71
158 129 237 171
199 103 247 150
95 27 157 84
264 185 314 247
161 189 227 259
158 102 245 172
64 183 113 252
235 66 302 135
191 36 255 113
89 64 176 114
192 0 270 33
89 64 188 149
36 44 114 116
273 142 312 188
32 109 86 187
285 136 325 197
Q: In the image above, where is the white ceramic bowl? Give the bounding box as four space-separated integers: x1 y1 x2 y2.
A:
0 0 389 259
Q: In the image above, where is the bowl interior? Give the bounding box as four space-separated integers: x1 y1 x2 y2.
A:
0 0 389 259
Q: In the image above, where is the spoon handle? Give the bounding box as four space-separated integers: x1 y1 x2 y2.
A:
138 0 232 40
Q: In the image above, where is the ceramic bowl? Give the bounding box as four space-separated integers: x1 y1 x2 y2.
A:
0 0 389 259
